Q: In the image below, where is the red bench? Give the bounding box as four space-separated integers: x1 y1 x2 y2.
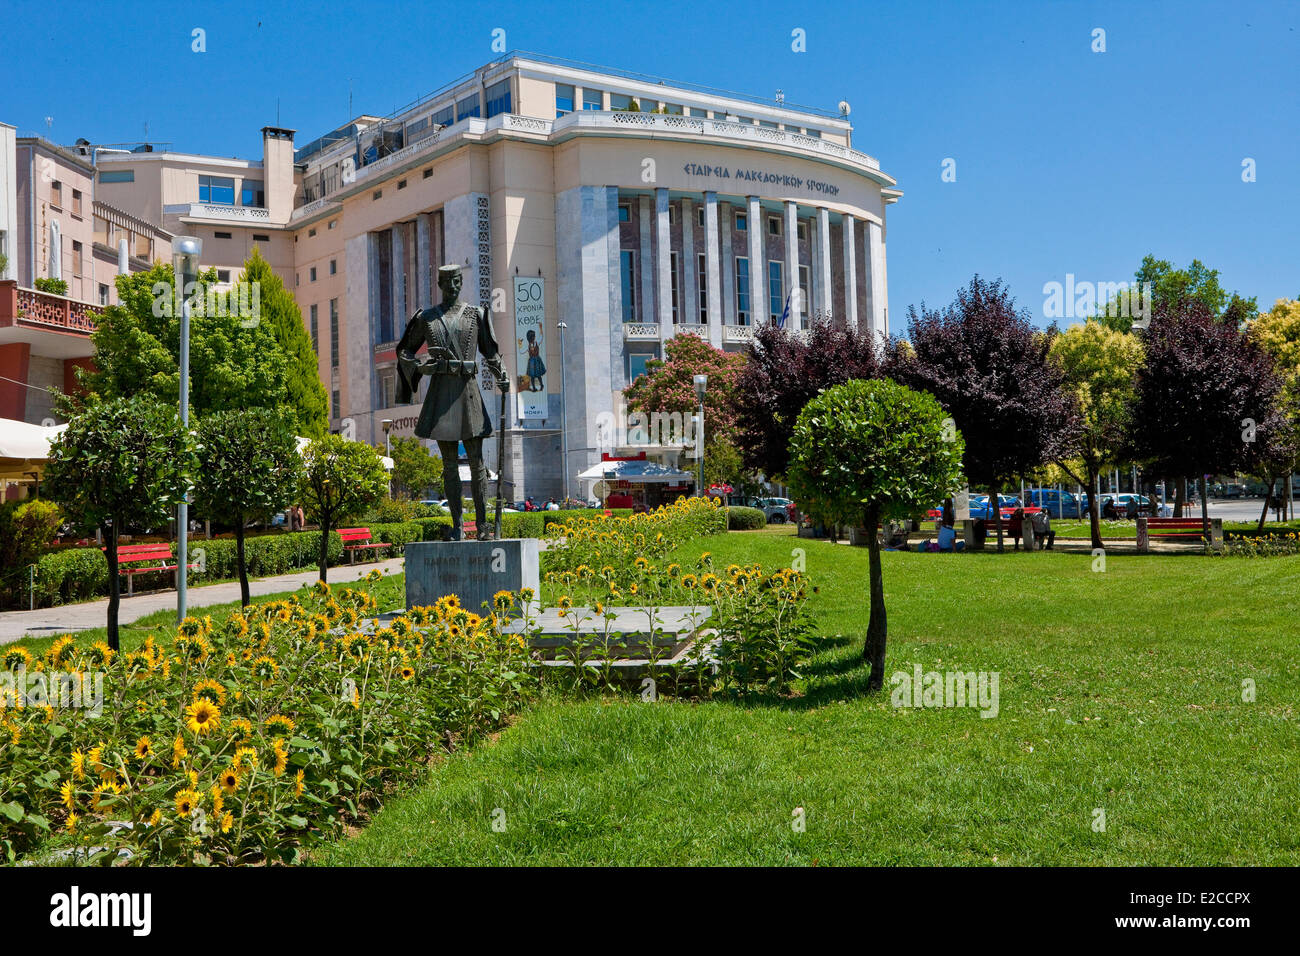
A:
106 542 195 597
338 527 390 563
1138 516 1222 551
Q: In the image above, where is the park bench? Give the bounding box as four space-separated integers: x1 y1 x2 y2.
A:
338 527 390 563
1138 516 1222 552
106 542 195 597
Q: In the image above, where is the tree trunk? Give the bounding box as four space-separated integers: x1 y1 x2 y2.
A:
235 519 250 607
105 518 120 651
989 485 1004 553
317 515 330 584
863 503 888 692
1086 464 1103 550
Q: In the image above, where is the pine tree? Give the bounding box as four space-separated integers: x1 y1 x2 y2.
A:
239 248 330 438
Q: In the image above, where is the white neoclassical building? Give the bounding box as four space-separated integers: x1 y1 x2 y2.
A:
92 52 901 501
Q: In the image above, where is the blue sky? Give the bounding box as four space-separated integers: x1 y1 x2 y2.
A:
5 0 1296 325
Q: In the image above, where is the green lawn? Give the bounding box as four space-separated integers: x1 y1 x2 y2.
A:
314 530 1300 866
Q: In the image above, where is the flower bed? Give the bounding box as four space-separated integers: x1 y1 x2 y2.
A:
543 496 728 575
1218 532 1300 556
0 573 535 864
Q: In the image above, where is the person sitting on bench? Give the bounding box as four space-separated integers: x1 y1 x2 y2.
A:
1010 505 1026 550
1031 507 1055 550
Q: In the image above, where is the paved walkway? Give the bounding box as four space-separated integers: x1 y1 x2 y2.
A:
0 557 406 645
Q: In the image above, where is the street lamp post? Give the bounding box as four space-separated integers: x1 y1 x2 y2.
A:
693 374 708 497
557 320 569 504
173 236 202 624
381 418 393 456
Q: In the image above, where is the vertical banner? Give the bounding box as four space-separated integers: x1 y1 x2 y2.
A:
513 276 547 419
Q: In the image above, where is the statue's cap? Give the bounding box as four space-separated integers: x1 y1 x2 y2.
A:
437 264 463 277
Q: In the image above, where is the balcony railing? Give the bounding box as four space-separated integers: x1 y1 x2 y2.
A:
0 281 98 335
722 324 754 344
622 322 661 341
183 203 272 223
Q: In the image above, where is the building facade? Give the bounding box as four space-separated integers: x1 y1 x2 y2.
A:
4 53 900 502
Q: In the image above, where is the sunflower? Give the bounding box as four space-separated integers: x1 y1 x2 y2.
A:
134 736 153 761
219 765 242 794
681 574 698 589
193 677 227 706
272 739 289 776
92 782 120 811
174 788 201 818
265 714 296 736
64 812 79 833
701 573 719 592
557 595 573 611
70 750 86 780
233 746 259 772
2 646 32 670
86 640 115 666
252 656 280 684
220 811 234 834
185 699 221 736
400 664 415 681
60 780 75 810
171 735 188 768
146 809 162 827
47 635 76 668
294 769 305 798
229 717 254 740
593 601 606 616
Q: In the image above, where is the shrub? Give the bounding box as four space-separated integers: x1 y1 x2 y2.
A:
367 521 423 549
726 506 766 530
365 497 421 524
33 548 109 607
0 579 537 864
33 277 68 295
544 496 727 575
0 500 62 608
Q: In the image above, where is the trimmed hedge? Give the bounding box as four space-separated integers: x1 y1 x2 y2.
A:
540 508 633 528
32 548 109 608
727 506 767 530
412 513 545 541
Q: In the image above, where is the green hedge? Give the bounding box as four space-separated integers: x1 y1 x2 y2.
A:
727 506 767 530
32 548 109 608
411 513 546 541
540 508 633 528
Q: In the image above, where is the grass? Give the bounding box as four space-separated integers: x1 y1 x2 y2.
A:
313 529 1300 866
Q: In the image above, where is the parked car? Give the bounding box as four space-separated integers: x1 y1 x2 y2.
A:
1027 489 1084 518
967 494 1022 519
748 496 794 523
1112 493 1155 518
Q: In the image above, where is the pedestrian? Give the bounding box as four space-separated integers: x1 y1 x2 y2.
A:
1010 505 1025 550
546 498 559 511
1031 507 1055 550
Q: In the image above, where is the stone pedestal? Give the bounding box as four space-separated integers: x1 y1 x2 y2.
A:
404 539 540 617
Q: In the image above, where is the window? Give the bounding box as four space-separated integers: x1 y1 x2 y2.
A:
423 168 433 179
663 103 683 115
629 353 652 382
71 241 82 274
735 212 747 231
397 179 407 190
381 368 398 408
99 169 134 183
217 269 231 283
328 219 337 229
214 231 232 239
456 93 480 121
618 203 631 223
759 119 778 129
806 128 821 139
768 261 784 320
199 175 235 204
668 205 676 225
735 257 750 324
406 116 429 137
432 104 454 127
252 233 269 242
696 207 705 229
687 107 708 117
98 283 109 306
241 180 264 207
620 250 636 321
329 299 340 369
485 79 511 118
555 83 575 116
309 266 317 282
670 252 680 323
639 99 657 112
798 265 810 317
331 390 340 420
609 93 634 111
376 231 393 341
768 215 782 236
697 252 708 322
310 304 319 353
307 227 316 237
797 221 807 242
72 189 82 216
372 189 382 200
329 259 337 275
50 181 62 207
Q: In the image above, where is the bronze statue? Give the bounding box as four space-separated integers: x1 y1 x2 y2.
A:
396 265 508 540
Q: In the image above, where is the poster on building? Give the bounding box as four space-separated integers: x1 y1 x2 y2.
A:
513 276 547 419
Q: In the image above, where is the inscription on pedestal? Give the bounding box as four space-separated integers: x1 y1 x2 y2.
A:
404 539 540 617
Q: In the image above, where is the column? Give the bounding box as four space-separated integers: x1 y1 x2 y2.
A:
704 191 722 345
573 85 584 114
817 206 832 320
681 197 696 325
784 201 799 330
638 194 655 327
415 214 431 307
867 218 887 339
842 213 858 329
719 202 735 330
391 225 407 328
655 188 672 339
746 196 762 324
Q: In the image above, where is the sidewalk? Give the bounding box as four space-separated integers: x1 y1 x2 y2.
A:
0 557 406 645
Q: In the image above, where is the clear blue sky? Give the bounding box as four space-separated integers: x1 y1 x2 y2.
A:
5 0 1296 324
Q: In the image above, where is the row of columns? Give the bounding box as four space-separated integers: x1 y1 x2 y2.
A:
646 188 886 343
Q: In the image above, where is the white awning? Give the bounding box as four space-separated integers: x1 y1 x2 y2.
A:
576 458 694 484
0 418 67 481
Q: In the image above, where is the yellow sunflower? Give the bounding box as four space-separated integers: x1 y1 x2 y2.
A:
219 765 242 794
174 788 201 818
134 736 153 761
185 699 221 736
193 677 227 706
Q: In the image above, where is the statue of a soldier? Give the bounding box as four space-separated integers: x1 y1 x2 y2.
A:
395 264 508 540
